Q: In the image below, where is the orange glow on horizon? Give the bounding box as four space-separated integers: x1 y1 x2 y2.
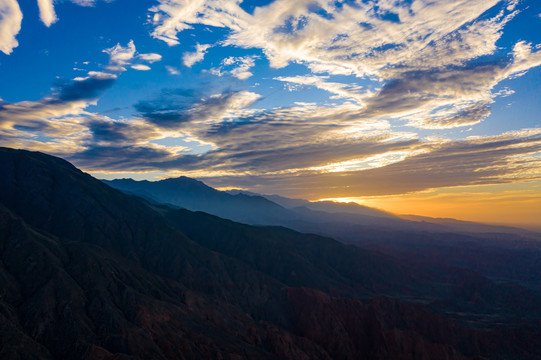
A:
318 181 541 231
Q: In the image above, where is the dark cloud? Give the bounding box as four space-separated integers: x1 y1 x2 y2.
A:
421 102 492 128
0 75 117 132
196 133 541 199
365 61 507 117
69 145 203 172
135 88 255 128
57 77 116 102
87 120 130 142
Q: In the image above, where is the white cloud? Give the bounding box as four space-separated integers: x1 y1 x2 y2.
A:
165 65 180 75
147 0 541 130
74 71 117 81
131 64 151 71
0 0 22 55
87 71 117 80
208 55 259 80
150 0 207 46
226 55 257 80
103 40 137 72
37 0 58 27
70 0 96 6
182 43 211 67
1 0 100 48
138 53 162 63
275 75 366 104
149 0 513 76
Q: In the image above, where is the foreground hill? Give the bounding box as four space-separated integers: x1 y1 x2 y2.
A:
1 147 541 359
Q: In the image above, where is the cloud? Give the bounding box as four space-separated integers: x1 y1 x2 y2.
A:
413 102 492 129
0 73 116 139
135 88 260 128
57 76 116 101
138 53 162 63
1 0 106 54
195 130 541 199
148 0 541 130
149 0 207 46
69 144 203 172
182 43 211 67
225 55 258 80
86 117 161 145
208 55 259 80
184 102 403 174
103 40 137 72
131 64 151 71
70 0 96 6
103 41 163 72
274 43 541 130
37 0 57 27
0 0 22 55
165 65 180 75
275 75 365 103
4 80 540 200
149 0 511 76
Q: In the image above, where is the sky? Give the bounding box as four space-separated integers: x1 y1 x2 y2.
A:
0 0 540 229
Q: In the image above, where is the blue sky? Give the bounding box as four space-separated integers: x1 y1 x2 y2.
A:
1 0 541 225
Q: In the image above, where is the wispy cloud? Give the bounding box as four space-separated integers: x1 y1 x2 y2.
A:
138 53 162 63
165 65 180 75
275 75 366 103
70 0 97 6
37 0 57 27
182 43 211 67
0 73 116 137
0 0 22 55
149 0 207 46
0 40 138 145
131 64 151 71
194 129 541 199
1 0 105 54
223 55 258 80
208 56 259 80
102 40 162 73
135 88 260 128
149 0 541 130
150 0 513 76
103 40 137 72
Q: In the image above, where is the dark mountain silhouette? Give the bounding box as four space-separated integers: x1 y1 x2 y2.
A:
2 146 541 359
230 191 394 218
105 177 293 225
106 177 539 238
107 177 541 292
246 192 310 209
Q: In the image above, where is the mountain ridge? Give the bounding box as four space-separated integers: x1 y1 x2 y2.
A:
106 176 539 238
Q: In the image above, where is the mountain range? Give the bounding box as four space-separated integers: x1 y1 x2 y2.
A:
105 176 539 237
105 176 541 292
2 146 541 359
